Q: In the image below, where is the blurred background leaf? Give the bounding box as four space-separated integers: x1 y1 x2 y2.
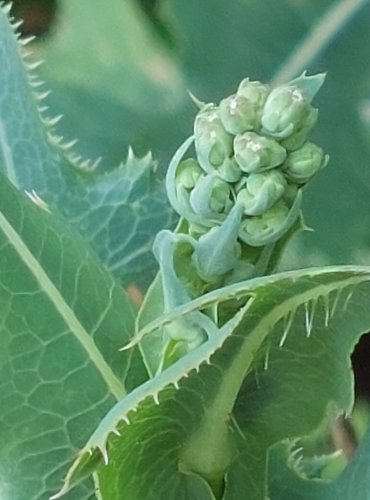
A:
0 4 176 289
20 0 370 272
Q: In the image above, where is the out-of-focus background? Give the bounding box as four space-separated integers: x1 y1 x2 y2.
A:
12 0 370 401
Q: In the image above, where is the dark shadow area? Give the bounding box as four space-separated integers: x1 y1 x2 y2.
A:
12 0 57 37
137 0 177 49
352 332 370 401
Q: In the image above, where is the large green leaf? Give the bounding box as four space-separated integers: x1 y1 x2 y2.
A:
268 423 370 499
53 266 370 499
0 6 175 286
0 167 149 499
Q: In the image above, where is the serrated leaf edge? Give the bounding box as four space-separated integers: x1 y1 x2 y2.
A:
52 266 370 498
0 3 107 174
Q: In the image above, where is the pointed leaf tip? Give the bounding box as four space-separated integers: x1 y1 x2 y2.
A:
188 90 207 109
289 71 327 102
1 3 12 15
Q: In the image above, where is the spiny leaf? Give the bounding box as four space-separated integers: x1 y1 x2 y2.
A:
0 5 175 286
38 0 190 167
53 266 370 499
0 164 150 499
268 423 370 499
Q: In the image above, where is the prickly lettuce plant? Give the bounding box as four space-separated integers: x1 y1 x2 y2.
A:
1 3 370 500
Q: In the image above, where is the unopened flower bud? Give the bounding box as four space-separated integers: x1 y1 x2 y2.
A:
280 107 318 151
239 200 290 245
262 87 311 139
216 157 243 183
236 170 287 216
194 104 233 172
261 73 325 139
237 78 270 115
176 159 203 190
283 142 329 184
190 175 232 217
234 131 287 173
219 94 257 135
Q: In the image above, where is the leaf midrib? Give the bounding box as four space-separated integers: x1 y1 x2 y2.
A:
179 273 369 485
0 206 125 400
0 116 18 187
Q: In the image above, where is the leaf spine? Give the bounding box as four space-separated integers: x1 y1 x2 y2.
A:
44 115 64 127
304 299 316 338
322 294 330 327
99 445 109 466
153 393 160 405
330 288 343 319
29 79 44 89
19 35 36 46
25 190 51 213
12 19 23 30
36 90 51 101
343 287 354 311
264 348 270 370
279 310 295 347
1 3 12 15
62 139 79 150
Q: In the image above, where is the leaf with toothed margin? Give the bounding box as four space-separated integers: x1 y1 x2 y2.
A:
0 168 149 500
14 0 370 275
0 6 176 288
268 423 370 499
38 0 190 168
53 266 370 499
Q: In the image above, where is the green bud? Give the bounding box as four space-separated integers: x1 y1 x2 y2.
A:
237 78 270 107
216 157 243 183
236 170 287 216
261 86 313 138
234 131 287 173
283 142 329 184
194 104 233 171
218 79 270 135
219 94 257 135
280 107 318 151
190 175 232 217
176 158 203 189
239 200 289 243
261 73 325 139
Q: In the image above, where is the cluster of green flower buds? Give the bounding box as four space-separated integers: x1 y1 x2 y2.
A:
151 72 328 359
163 72 328 284
159 74 328 297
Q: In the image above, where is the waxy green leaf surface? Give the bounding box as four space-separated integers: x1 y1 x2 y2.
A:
268 424 370 499
0 167 148 499
56 267 370 499
0 6 175 287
